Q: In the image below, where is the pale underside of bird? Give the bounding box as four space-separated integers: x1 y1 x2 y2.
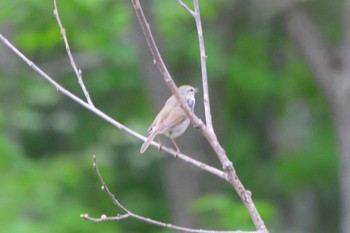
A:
140 85 198 154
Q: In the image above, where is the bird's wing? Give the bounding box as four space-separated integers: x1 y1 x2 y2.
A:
160 106 187 132
147 96 176 133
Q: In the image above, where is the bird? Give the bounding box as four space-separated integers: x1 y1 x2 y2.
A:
140 85 198 154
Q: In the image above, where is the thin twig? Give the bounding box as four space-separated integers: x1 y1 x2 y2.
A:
182 1 267 231
82 156 263 233
131 1 268 232
177 0 212 130
53 0 94 107
192 0 213 131
177 0 195 15
0 33 226 181
81 213 130 222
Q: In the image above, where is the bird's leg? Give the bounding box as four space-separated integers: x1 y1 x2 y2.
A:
157 135 163 151
170 138 180 158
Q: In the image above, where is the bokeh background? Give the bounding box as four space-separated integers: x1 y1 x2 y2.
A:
0 0 344 232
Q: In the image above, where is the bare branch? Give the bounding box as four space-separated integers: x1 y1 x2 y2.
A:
177 0 195 16
53 0 94 107
181 0 213 131
130 1 268 232
0 33 225 181
130 1 221 166
81 213 130 222
82 156 263 233
130 0 203 130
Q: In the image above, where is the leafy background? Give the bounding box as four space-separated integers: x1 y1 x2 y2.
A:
0 0 339 232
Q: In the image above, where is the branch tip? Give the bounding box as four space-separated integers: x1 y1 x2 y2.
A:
53 0 94 105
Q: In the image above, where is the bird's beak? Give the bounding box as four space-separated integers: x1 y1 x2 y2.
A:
194 88 199 93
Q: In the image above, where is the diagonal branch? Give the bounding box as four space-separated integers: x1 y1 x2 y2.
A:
177 0 213 130
130 1 267 232
188 0 213 131
81 156 263 233
130 0 226 169
130 0 203 129
53 0 94 106
0 33 226 181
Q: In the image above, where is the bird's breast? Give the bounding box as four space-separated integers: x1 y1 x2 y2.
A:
186 98 195 111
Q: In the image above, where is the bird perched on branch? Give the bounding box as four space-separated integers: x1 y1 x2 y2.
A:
140 85 198 154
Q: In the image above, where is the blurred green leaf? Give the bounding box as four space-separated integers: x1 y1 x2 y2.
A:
191 194 276 230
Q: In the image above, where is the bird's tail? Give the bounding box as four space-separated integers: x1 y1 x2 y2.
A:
140 131 158 154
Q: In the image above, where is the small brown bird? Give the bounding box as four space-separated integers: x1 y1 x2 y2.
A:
140 85 198 154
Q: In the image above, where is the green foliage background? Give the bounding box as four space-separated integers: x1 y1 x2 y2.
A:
0 0 339 232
